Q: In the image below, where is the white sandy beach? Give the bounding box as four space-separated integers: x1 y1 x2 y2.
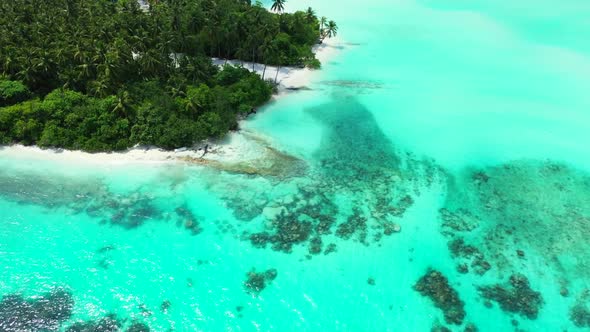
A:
213 36 342 92
0 37 343 167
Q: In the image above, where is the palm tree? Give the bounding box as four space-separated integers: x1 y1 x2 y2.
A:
270 0 285 14
320 16 327 33
112 90 132 118
274 53 284 84
326 20 338 38
321 20 338 42
270 0 285 33
260 40 277 80
184 93 202 113
305 7 316 23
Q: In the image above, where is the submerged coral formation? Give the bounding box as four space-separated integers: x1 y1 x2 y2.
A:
0 288 74 332
180 145 307 178
222 97 439 256
414 269 466 325
127 322 151 332
569 291 590 328
440 161 590 279
447 238 491 276
0 288 154 331
244 268 278 294
478 274 543 319
175 205 202 235
438 160 590 327
66 314 122 332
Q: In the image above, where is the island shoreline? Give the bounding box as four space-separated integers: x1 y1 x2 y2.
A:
0 37 343 167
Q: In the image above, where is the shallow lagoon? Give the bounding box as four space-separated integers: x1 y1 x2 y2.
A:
2 0 590 331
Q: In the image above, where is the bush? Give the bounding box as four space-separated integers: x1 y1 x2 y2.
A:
0 80 31 107
305 58 321 69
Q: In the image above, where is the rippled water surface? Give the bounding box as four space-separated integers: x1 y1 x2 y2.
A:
2 0 590 331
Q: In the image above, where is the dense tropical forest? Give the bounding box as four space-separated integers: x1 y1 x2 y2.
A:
0 0 338 151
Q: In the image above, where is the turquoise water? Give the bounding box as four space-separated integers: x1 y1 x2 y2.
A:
2 0 590 331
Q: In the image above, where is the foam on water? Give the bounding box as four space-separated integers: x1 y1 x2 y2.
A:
2 0 590 331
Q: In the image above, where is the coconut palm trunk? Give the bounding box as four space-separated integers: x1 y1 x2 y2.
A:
274 64 280 84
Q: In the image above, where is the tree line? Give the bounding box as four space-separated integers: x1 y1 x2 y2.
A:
0 0 338 151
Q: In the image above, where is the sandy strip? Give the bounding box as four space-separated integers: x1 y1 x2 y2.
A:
0 130 271 166
0 38 343 167
212 36 342 92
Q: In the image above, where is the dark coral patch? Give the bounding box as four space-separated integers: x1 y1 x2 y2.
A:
478 274 543 319
0 288 74 332
244 268 278 294
65 314 121 332
414 269 466 325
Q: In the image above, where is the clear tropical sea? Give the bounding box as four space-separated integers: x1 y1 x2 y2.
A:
2 0 590 331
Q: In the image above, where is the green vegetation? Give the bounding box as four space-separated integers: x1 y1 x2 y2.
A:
0 0 338 151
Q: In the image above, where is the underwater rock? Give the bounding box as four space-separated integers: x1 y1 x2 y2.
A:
367 277 376 286
0 288 74 332
249 232 271 248
308 236 322 255
262 205 287 221
383 222 401 235
456 264 469 274
179 144 307 178
471 171 490 185
430 321 451 332
249 213 313 253
478 274 543 319
439 208 480 233
175 205 202 235
314 215 336 235
335 208 368 244
264 268 278 281
414 269 466 325
448 238 478 257
160 300 171 312
97 258 112 270
244 268 278 294
560 287 569 297
66 314 121 332
570 303 590 327
138 303 152 317
324 243 337 255
97 245 116 253
464 323 478 332
244 271 266 293
390 195 414 217
127 322 150 332
447 238 490 276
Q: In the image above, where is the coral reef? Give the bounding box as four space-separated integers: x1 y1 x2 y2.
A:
447 238 491 276
0 288 73 332
65 314 121 332
570 303 590 328
175 205 202 235
414 269 466 325
440 161 590 280
244 268 278 294
478 274 543 319
127 322 150 332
